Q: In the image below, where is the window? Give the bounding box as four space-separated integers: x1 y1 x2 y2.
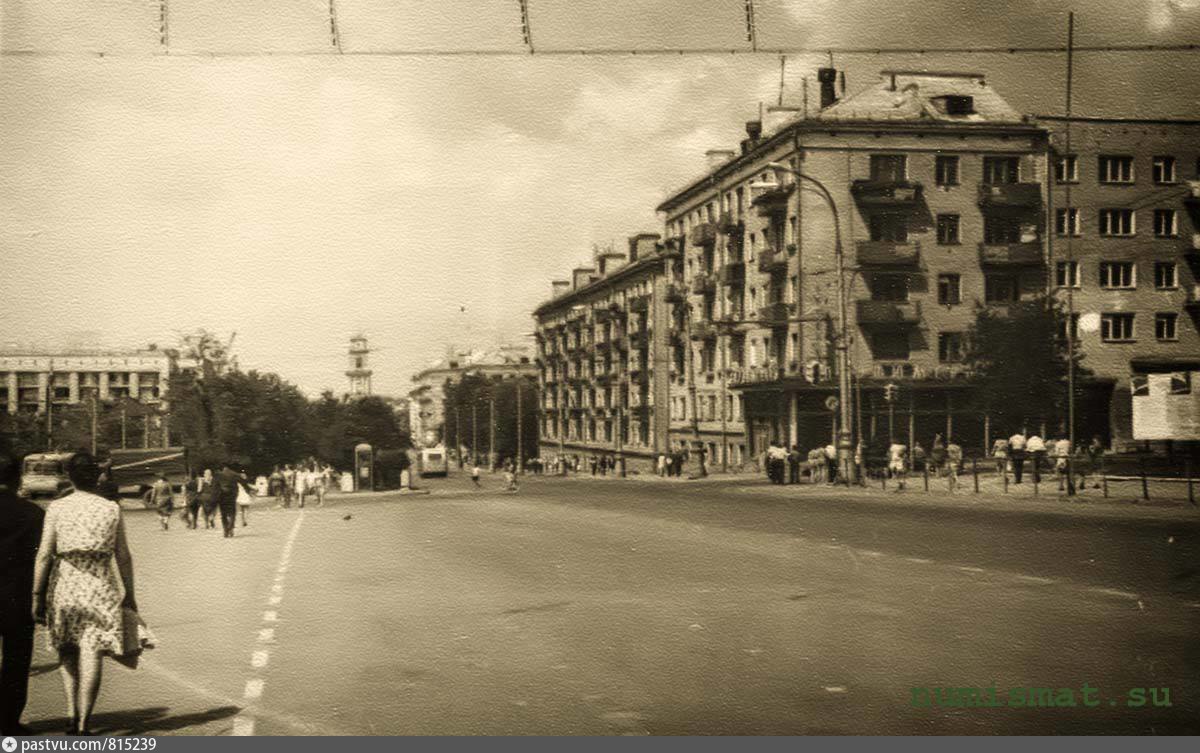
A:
982 156 1020 184
935 155 959 186
1101 313 1135 342
1131 375 1150 396
869 154 907 182
936 214 960 245
1154 262 1178 289
938 332 965 363
1056 261 1080 288
1099 261 1136 289
1098 155 1134 184
1152 156 1177 184
984 275 1019 303
1056 154 1078 183
983 216 1022 244
1170 372 1192 395
937 274 962 305
869 214 908 243
1153 209 1178 237
1155 313 1178 341
1099 209 1135 236
1060 313 1080 341
1055 208 1081 236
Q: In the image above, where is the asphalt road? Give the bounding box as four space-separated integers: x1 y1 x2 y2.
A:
21 475 1200 735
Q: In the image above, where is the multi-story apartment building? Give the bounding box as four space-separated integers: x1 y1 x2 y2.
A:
0 346 173 414
407 344 536 448
1042 116 1200 448
533 234 676 473
657 70 1051 461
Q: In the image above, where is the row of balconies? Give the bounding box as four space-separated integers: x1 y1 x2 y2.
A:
856 240 1043 268
848 180 1042 210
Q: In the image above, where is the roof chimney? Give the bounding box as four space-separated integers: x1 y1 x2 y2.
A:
818 67 838 110
745 120 763 141
627 232 661 263
551 280 571 298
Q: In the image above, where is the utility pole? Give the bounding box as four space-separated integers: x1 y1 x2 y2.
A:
120 402 127 449
767 161 855 484
143 410 151 449
489 391 497 472
45 359 54 450
471 400 478 464
90 395 98 456
516 376 524 474
455 403 463 469
684 295 708 477
1063 11 1078 494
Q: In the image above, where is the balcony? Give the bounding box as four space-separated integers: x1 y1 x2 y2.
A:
719 260 745 287
689 222 718 247
978 242 1043 267
665 283 686 303
856 299 922 326
728 365 781 387
691 274 716 295
718 212 743 235
756 302 791 327
1184 181 1200 207
1186 284 1200 314
850 179 923 208
750 183 794 216
757 247 787 274
629 296 649 313
690 321 718 340
855 240 920 267
977 182 1042 211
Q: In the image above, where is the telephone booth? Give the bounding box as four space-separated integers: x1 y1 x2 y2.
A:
354 443 374 492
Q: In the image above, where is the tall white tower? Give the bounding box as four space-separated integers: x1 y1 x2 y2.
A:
346 335 373 396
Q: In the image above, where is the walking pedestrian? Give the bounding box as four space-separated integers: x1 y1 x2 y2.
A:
1008 429 1028 484
930 434 946 478
269 466 285 500
787 445 801 485
911 443 926 477
282 464 296 508
824 443 838 485
237 471 253 527
183 472 200 529
197 469 219 529
1053 434 1074 495
887 441 908 490
216 463 244 538
991 437 1009 477
1026 433 1046 485
150 475 174 531
470 463 481 488
31 461 152 736
504 461 519 492
808 447 824 484
1 451 44 736
946 440 962 492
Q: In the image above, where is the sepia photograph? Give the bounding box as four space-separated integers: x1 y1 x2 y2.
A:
1 0 1199 738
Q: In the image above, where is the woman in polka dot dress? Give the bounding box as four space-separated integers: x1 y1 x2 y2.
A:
32 467 143 736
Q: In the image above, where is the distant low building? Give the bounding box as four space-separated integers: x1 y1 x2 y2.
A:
407 345 536 447
0 345 174 414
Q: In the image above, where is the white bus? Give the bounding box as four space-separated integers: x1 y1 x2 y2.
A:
418 446 449 477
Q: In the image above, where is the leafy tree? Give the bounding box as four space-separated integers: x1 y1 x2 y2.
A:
965 298 1090 436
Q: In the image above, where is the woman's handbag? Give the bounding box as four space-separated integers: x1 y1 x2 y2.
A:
114 607 157 669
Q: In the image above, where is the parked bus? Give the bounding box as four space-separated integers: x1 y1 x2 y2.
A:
418 446 449 478
107 447 189 503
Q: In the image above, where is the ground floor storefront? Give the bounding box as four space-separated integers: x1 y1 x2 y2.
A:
740 378 1116 460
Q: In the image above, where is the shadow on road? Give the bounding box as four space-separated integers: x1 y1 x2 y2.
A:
28 705 241 736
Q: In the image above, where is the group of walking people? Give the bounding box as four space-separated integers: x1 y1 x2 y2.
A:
2 452 151 736
267 462 332 509
148 466 255 538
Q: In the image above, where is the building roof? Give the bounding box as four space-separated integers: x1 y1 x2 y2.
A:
815 71 1024 124
533 250 667 317
410 344 534 382
657 70 1039 212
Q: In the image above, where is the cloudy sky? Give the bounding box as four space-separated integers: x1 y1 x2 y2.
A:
2 0 1198 396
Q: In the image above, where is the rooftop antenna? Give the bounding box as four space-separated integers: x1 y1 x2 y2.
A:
778 54 787 106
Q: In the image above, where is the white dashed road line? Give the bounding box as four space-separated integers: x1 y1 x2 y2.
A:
232 511 305 736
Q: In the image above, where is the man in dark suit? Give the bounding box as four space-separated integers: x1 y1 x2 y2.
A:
216 463 242 538
0 451 45 735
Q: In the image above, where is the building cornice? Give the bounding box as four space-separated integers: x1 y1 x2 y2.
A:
533 253 663 318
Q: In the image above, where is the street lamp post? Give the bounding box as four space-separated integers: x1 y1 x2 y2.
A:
767 161 856 485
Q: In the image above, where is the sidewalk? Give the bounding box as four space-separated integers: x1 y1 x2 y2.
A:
734 473 1200 523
